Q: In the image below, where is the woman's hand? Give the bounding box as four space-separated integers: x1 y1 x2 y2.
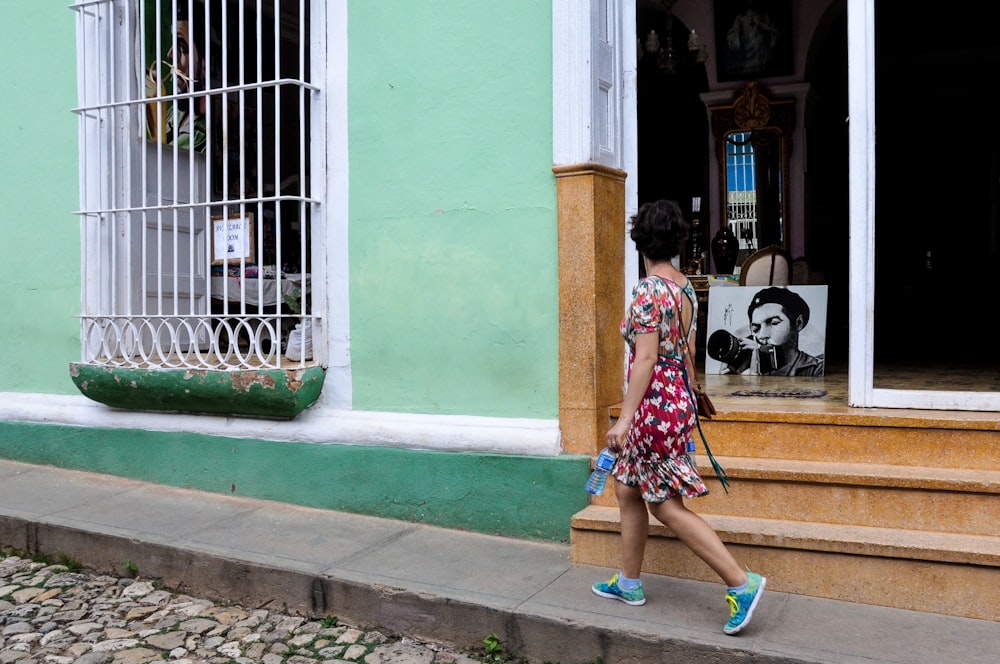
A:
605 419 629 454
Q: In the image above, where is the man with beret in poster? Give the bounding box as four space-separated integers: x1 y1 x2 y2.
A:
714 286 824 376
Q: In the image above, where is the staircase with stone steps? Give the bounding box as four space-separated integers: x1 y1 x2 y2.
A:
570 407 1000 621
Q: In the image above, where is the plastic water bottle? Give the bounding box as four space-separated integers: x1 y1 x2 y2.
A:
586 447 617 495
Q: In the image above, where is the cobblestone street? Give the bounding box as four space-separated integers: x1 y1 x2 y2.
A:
0 555 480 664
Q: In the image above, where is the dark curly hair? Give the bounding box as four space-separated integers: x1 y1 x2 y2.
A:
629 199 689 262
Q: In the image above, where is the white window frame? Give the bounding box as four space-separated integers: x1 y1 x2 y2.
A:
72 0 325 374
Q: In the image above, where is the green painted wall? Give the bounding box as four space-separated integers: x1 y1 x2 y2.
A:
0 3 576 542
347 1 558 418
0 421 590 542
0 1 561 419
0 2 81 395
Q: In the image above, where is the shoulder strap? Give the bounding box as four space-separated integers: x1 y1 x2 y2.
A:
678 285 696 346
652 276 730 492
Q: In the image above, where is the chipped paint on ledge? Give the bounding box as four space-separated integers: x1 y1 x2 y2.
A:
69 363 326 419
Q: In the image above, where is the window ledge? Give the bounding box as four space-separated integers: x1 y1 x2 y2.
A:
69 364 325 419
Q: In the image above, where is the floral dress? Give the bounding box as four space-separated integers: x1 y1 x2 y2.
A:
612 276 709 502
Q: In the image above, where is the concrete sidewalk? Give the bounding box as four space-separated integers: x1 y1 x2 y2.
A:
0 458 995 664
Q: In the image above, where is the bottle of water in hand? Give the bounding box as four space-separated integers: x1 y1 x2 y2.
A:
586 447 618 495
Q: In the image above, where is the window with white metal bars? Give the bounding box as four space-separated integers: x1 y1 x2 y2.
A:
72 0 317 371
724 130 758 253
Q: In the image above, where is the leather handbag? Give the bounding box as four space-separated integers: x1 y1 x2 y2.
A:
694 386 717 419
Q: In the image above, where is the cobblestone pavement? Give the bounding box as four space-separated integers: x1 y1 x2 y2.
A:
0 556 482 664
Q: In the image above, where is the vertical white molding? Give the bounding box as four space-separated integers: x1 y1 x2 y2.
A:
553 0 635 294
552 0 592 166
552 0 625 170
621 0 638 296
75 2 108 322
321 0 352 408
846 0 875 407
592 0 618 167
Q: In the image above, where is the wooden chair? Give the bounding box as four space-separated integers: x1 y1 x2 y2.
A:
739 244 791 286
791 256 812 285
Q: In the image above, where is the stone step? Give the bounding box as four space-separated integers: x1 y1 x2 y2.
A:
697 415 1000 470
592 404 1000 619
689 455 1000 536
571 505 1000 620
587 452 1000 536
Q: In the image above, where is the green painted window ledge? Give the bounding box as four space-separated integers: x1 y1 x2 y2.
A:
69 363 326 419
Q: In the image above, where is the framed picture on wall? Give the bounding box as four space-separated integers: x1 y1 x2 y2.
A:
704 285 827 376
714 0 794 82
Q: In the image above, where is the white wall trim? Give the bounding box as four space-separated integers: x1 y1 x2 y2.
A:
621 0 638 294
552 0 593 166
847 0 875 408
0 394 562 457
320 0 352 409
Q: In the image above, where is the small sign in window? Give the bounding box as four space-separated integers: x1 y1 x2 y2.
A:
211 213 256 265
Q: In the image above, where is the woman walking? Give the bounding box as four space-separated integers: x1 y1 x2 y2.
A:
592 199 765 635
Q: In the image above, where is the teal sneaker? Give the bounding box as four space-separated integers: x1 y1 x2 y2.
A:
592 572 646 606
724 570 765 634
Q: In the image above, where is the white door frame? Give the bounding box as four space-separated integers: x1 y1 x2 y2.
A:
553 0 999 412
846 0 1000 411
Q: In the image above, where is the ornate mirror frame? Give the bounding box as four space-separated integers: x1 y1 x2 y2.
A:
709 81 795 255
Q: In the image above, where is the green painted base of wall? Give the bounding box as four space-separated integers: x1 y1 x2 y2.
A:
69 364 325 419
0 421 591 542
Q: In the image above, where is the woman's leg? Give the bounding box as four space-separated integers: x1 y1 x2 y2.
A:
614 481 650 578
647 496 747 587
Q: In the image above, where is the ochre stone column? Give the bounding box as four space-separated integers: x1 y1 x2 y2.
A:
554 163 626 457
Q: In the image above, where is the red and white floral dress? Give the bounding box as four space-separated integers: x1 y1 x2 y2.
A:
611 275 709 502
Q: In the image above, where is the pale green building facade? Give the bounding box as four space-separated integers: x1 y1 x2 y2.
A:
0 1 590 542
0 0 922 547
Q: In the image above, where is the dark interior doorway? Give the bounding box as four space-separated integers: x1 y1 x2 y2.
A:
803 3 849 363
805 0 1000 386
636 1 1000 391
635 4 710 272
872 1 1000 379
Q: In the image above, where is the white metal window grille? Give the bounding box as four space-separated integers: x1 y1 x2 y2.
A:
72 0 318 371
724 130 758 252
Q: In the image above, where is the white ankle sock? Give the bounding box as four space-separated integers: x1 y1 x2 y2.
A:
618 573 640 590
